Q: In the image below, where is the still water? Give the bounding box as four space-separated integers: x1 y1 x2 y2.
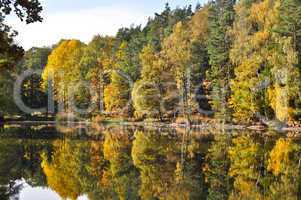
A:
0 124 300 200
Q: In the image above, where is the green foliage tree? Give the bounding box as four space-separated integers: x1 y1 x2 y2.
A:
276 0 301 59
132 44 177 120
0 0 42 69
0 70 17 117
18 47 51 112
206 0 235 121
132 80 162 120
143 3 193 51
0 0 43 120
104 25 147 117
229 0 262 123
273 0 301 123
189 5 212 115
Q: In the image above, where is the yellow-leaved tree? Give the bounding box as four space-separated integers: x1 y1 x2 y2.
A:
230 0 301 124
132 44 177 120
42 40 86 111
162 21 196 124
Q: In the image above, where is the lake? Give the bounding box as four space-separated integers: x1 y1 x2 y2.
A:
0 124 300 200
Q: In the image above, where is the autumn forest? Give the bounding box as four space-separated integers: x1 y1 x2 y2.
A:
1 0 301 127
2 1 301 199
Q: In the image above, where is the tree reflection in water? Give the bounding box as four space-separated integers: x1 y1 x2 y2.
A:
0 126 300 199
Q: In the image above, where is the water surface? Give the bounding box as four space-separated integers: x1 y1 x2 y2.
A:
0 124 300 200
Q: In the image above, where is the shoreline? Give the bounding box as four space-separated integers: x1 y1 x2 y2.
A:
2 120 301 132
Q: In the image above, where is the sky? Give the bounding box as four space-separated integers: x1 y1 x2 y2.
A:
7 0 204 50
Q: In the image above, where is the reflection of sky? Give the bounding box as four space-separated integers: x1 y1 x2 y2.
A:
19 180 88 200
20 186 62 200
7 0 206 49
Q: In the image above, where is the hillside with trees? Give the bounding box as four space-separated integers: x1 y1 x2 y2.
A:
2 1 301 127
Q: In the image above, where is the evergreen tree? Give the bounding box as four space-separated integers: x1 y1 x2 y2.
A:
273 0 301 123
275 0 301 60
207 0 236 122
143 3 193 51
190 5 212 116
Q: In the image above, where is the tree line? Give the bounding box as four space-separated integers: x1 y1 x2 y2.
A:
1 0 301 125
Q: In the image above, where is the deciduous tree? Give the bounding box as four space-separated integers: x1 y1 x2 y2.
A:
42 40 86 111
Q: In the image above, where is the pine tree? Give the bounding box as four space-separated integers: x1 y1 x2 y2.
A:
143 3 193 51
207 0 236 121
189 5 213 116
275 0 301 59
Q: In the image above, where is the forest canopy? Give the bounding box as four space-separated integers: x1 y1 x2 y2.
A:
2 1 301 126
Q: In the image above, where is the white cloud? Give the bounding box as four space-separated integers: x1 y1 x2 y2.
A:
9 6 150 49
